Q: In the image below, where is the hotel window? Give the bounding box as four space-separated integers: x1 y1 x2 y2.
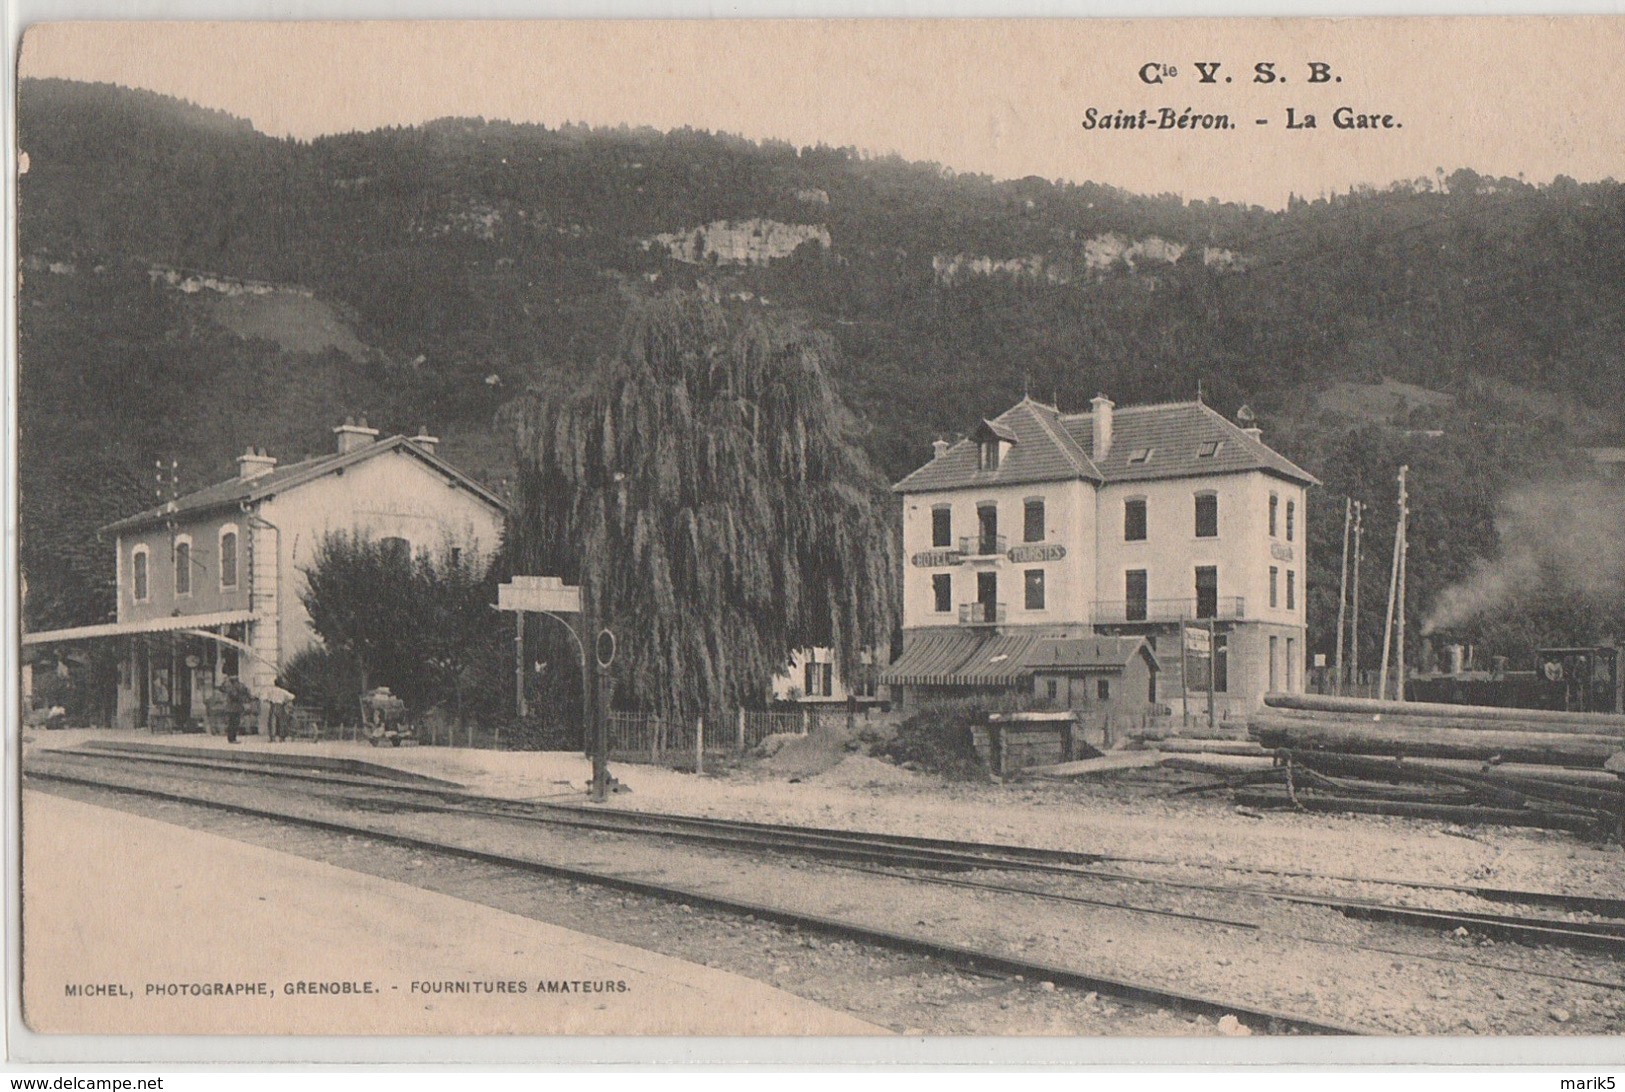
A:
979 438 1001 471
174 536 192 597
1269 493 1279 537
1128 448 1154 465
219 527 238 590
976 503 998 554
1023 498 1045 543
1124 497 1147 542
1046 679 1059 703
1269 636 1280 691
932 573 952 613
1194 492 1218 538
132 546 150 603
1125 569 1148 622
1286 500 1296 543
1197 440 1222 459
381 536 411 564
931 506 952 548
1195 565 1219 619
1287 638 1297 691
1097 679 1111 701
1213 635 1230 693
1287 570 1296 611
1024 569 1045 611
1269 566 1279 609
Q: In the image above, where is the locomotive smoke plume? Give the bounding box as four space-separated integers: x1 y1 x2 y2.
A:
1423 476 1625 635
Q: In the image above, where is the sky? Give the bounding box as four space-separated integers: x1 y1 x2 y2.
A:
16 18 1625 206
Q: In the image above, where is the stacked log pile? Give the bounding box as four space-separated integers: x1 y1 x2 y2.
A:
1240 693 1625 835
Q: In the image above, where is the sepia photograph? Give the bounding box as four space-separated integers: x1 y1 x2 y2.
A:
9 15 1625 1065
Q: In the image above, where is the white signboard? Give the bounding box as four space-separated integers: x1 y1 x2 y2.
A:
497 575 582 614
1183 626 1211 655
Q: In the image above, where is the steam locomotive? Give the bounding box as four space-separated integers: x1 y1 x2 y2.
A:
1407 643 1623 714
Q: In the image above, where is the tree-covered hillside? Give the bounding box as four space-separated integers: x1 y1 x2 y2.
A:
18 77 1625 663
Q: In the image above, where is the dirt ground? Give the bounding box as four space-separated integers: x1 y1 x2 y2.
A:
29 728 1624 898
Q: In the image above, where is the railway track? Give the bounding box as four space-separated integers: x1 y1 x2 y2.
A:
25 755 1369 1036
71 740 1625 918
49 743 1625 955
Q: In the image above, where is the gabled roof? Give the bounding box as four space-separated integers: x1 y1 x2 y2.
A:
1030 636 1159 672
893 397 1318 493
101 436 508 535
1058 400 1318 486
893 397 1101 494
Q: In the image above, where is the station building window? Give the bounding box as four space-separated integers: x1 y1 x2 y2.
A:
219 526 239 590
174 536 192 597
132 546 150 603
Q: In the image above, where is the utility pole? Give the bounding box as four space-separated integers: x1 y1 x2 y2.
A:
1395 470 1411 703
514 612 526 719
1350 501 1364 694
1206 617 1218 730
1334 497 1352 695
1179 610 1191 730
1378 467 1408 702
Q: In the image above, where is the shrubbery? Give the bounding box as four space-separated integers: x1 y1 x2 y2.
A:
878 699 993 780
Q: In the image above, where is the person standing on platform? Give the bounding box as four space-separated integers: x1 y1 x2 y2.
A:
220 675 250 744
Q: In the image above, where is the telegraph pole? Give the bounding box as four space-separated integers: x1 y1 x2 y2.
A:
1350 501 1364 694
1395 471 1411 703
1334 497 1352 695
1378 467 1408 702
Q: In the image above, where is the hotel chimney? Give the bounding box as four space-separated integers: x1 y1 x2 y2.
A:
931 439 950 460
1090 394 1114 461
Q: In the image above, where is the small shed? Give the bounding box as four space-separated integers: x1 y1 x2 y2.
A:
1027 636 1160 712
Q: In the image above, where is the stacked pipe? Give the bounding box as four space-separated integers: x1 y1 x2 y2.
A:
1252 693 1625 769
1241 693 1625 835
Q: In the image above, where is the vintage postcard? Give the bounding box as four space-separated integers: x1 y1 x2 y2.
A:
10 16 1625 1065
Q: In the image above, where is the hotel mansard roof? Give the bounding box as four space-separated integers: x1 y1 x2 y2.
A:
892 396 1320 494
100 435 508 536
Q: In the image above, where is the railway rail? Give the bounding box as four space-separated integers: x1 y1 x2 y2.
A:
45 743 1625 958
26 754 1368 1036
71 740 1625 918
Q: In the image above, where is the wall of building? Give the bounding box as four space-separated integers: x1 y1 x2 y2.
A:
116 513 253 625
900 479 1095 631
1093 471 1304 625
259 449 506 670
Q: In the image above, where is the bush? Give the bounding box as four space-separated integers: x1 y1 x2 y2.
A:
279 645 362 726
500 714 583 752
878 698 994 780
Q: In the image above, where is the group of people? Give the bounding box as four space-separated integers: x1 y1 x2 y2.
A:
213 677 297 743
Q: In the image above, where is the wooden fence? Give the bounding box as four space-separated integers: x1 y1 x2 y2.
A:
606 706 867 767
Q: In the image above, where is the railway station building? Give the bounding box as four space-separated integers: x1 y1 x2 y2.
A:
881 395 1318 722
22 419 507 731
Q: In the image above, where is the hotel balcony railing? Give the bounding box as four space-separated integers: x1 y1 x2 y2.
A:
1091 596 1247 624
958 533 1007 558
959 602 1007 626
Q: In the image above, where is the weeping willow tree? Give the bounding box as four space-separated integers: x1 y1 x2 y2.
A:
506 293 899 725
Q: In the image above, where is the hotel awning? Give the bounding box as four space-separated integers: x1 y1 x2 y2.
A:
22 610 261 646
881 631 1046 687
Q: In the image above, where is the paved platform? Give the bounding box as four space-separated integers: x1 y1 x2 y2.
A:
20 790 885 1036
